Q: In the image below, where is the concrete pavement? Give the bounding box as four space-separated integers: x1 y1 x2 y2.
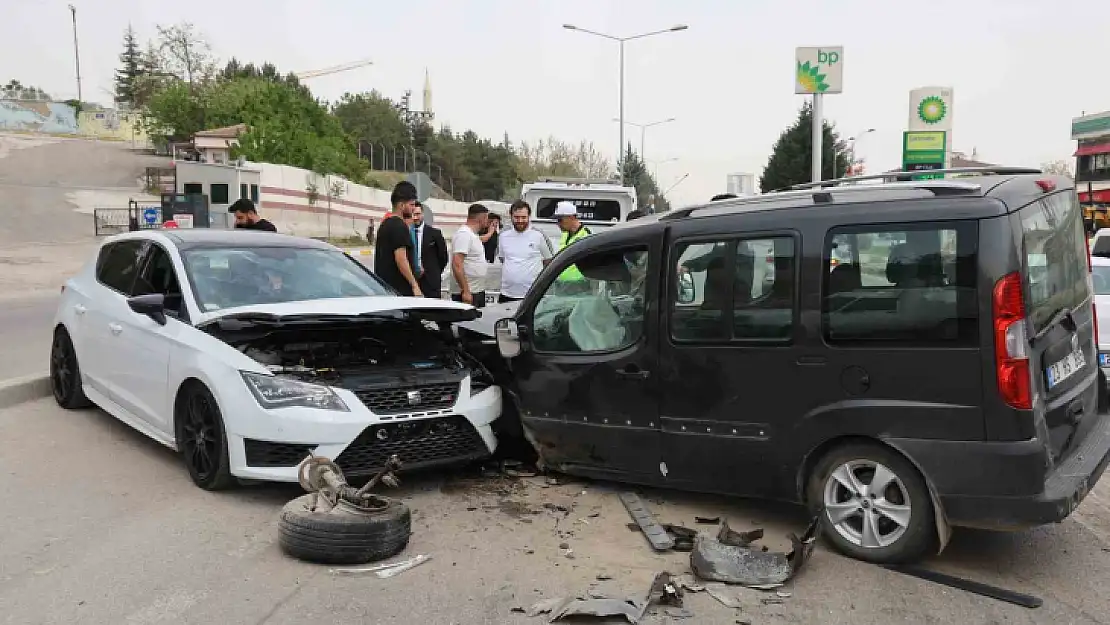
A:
0 292 58 381
3 397 1110 624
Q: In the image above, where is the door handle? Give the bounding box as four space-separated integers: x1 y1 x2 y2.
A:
74 304 87 315
108 323 123 335
616 366 650 380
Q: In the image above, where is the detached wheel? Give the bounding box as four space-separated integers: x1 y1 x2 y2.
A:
50 327 91 409
806 442 935 564
278 494 412 565
175 383 235 491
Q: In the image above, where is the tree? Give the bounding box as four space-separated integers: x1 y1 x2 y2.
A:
759 101 852 193
115 25 143 107
618 144 670 213
332 91 412 167
2 80 50 100
154 22 216 85
513 137 614 183
1041 159 1075 179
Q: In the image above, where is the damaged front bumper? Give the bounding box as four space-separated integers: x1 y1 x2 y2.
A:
223 376 503 482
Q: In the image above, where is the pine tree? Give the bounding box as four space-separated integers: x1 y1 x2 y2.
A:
758 101 852 193
619 144 671 213
115 25 142 108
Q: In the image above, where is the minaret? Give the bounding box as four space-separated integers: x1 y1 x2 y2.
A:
422 69 433 120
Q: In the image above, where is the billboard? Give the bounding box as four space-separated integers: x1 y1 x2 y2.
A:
795 47 843 94
903 131 947 180
908 87 954 132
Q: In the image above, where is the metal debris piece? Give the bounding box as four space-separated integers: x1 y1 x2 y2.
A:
704 583 744 609
647 571 684 607
664 607 695 619
761 596 785 606
596 573 614 581
776 590 792 598
675 575 705 593
662 523 697 552
717 520 764 547
527 597 571 617
695 516 721 524
373 554 431 578
881 564 1043 609
690 517 820 588
549 598 647 624
618 492 674 551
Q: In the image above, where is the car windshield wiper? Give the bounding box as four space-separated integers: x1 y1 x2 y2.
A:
1031 307 1076 345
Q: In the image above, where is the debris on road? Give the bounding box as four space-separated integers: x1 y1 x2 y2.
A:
330 554 432 578
690 517 820 588
717 520 764 548
646 571 684 607
881 564 1043 609
526 597 647 624
675 575 704 593
662 523 697 552
704 583 744 609
619 492 675 552
278 454 412 565
695 516 721 524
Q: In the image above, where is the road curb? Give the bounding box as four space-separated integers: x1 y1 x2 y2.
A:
0 374 52 410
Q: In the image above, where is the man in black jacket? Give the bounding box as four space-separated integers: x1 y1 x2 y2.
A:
412 202 449 298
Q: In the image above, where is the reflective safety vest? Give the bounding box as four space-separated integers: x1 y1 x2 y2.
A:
556 226 592 282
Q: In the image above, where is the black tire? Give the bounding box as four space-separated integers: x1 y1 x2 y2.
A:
174 382 235 491
50 327 92 409
806 442 935 564
278 494 412 565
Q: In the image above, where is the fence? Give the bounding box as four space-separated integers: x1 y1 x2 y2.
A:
145 167 176 194
93 207 163 236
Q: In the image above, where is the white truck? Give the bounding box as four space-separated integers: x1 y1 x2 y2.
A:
521 177 638 249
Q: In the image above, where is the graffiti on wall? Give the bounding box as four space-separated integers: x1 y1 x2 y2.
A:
0 100 79 133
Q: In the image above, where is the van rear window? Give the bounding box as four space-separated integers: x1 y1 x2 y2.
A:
1020 192 1090 333
536 198 623 222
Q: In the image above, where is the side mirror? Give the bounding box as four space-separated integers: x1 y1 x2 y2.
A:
494 318 526 358
677 269 696 304
128 293 167 326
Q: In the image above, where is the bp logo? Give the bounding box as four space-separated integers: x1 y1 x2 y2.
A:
796 61 830 94
917 96 947 125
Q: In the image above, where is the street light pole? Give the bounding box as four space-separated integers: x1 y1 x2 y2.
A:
68 4 82 103
847 128 876 175
564 23 688 185
616 117 676 162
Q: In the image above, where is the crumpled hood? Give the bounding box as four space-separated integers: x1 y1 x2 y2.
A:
194 296 480 328
454 300 519 338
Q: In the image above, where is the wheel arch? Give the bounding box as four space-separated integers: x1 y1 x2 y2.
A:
171 377 211 443
796 434 953 555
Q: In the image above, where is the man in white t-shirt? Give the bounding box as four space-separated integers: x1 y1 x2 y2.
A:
449 203 490 307
497 199 554 303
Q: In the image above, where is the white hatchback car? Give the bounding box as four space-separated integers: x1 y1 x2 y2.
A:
50 229 502 490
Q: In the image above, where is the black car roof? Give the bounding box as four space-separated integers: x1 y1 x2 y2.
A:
159 229 336 252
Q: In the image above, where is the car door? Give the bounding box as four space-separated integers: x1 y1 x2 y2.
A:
659 224 804 497
109 243 186 431
508 236 663 482
84 239 148 401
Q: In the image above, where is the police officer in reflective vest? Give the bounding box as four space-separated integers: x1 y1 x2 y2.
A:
553 201 592 285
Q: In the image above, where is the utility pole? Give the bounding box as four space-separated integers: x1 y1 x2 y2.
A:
68 4 82 103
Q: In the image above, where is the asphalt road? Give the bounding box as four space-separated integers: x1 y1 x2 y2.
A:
3 397 1110 624
0 292 59 381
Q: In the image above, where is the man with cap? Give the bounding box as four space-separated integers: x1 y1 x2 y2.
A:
553 201 592 286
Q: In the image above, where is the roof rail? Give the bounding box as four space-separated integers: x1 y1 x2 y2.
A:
783 166 1043 191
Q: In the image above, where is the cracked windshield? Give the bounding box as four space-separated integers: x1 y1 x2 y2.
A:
4 1 1110 623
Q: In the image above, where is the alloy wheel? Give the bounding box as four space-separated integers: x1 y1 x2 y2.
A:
50 334 73 403
822 459 912 549
181 391 220 481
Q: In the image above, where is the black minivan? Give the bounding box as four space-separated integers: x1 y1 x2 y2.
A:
468 167 1110 564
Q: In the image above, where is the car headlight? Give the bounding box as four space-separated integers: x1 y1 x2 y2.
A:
240 371 349 412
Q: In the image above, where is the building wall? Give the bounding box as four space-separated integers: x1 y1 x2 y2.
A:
0 100 79 133
77 110 150 145
176 160 472 238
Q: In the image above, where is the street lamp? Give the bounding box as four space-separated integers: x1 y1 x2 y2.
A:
847 128 876 176
68 4 82 103
564 23 688 185
647 157 678 181
614 116 676 162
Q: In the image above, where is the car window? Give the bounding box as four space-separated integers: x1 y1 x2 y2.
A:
1020 192 1090 333
671 236 796 342
823 222 978 345
95 240 147 295
1093 266 1110 295
531 246 647 353
182 246 391 311
132 244 185 317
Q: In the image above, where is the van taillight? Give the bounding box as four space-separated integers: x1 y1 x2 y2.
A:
993 272 1031 409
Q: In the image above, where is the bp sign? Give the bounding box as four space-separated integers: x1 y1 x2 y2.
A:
794 47 844 94
903 131 946 180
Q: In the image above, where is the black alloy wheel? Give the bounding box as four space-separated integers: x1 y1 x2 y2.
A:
176 383 234 491
50 328 90 409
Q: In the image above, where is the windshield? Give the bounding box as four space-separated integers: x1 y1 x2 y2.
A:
183 246 390 311
1094 266 1110 295
535 198 625 222
1019 192 1090 332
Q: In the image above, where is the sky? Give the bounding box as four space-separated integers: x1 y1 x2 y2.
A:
3 0 1108 207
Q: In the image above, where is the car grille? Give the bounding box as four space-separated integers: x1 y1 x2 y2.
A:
353 382 460 414
335 415 488 477
244 439 314 468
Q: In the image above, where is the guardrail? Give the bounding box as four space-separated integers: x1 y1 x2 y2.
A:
93 207 163 236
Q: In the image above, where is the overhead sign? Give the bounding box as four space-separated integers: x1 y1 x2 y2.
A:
903 131 947 180
142 207 159 225
909 87 954 131
1072 111 1110 141
795 47 843 94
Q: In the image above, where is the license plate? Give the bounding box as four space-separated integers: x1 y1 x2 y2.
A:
485 293 498 304
1046 348 1087 389
1100 353 1110 367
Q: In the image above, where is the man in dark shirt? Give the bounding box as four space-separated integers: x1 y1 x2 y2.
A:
374 181 423 297
482 213 501 264
229 198 278 231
